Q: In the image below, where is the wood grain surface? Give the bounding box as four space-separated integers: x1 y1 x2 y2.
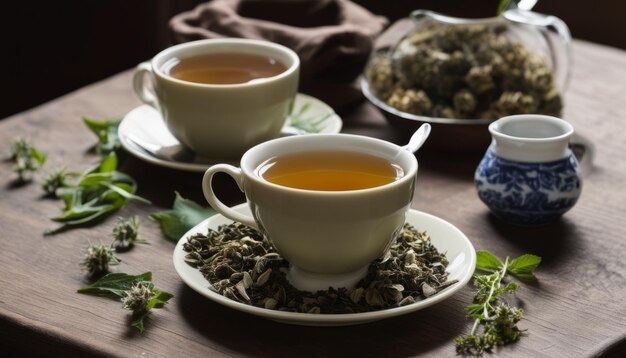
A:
1 40 625 357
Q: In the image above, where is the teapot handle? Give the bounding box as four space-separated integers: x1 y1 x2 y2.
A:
503 9 572 91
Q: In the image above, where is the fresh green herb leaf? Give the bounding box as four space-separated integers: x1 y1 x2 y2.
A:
8 137 47 181
83 117 121 156
77 272 152 299
497 0 510 14
288 102 333 133
98 151 118 173
45 153 150 235
456 250 541 356
150 191 216 242
151 290 175 306
508 254 542 274
131 313 147 334
507 272 537 282
475 250 503 272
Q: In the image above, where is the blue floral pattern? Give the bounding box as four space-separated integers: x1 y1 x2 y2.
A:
475 148 582 227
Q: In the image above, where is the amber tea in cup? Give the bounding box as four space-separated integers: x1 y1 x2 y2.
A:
256 150 404 191
133 38 299 159
163 53 287 85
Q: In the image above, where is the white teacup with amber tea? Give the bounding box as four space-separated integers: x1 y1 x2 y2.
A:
202 133 421 291
133 38 300 160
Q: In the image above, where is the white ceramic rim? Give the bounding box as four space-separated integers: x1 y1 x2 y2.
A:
488 114 574 144
151 38 300 88
172 203 476 325
240 133 419 197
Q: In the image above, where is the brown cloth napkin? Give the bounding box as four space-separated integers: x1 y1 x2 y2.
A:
169 0 388 110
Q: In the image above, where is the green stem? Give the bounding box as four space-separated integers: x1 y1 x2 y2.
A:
483 256 509 320
470 317 481 335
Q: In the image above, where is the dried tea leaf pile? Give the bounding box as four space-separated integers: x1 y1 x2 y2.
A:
366 23 562 120
183 222 456 314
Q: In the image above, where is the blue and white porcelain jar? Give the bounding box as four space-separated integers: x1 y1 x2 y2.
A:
475 115 582 227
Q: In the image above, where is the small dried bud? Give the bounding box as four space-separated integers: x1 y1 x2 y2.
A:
121 282 154 314
539 88 563 116
387 88 432 115
493 91 537 115
432 105 458 119
112 216 142 250
42 168 74 196
9 137 46 181
453 89 477 115
466 65 495 94
365 55 394 99
81 243 120 276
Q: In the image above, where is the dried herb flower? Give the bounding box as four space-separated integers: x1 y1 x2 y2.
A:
183 222 455 314
366 23 563 120
81 242 120 276
112 216 146 250
78 272 173 333
121 281 173 333
121 282 154 314
42 168 78 197
9 137 47 181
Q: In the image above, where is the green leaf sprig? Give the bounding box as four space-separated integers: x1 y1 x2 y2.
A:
46 153 150 234
288 102 333 133
455 250 541 356
497 0 509 14
150 192 216 242
8 137 47 181
83 117 122 156
77 272 173 333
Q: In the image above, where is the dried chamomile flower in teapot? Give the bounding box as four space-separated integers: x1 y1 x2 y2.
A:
366 22 563 120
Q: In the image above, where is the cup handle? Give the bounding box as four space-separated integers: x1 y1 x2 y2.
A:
132 62 159 109
202 164 259 229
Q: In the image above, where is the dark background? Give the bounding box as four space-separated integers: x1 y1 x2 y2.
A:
1 0 624 120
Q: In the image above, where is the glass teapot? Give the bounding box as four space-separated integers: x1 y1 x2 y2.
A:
364 4 572 124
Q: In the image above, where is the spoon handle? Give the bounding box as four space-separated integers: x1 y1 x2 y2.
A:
402 123 431 153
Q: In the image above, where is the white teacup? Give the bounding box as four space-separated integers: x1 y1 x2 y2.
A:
202 134 419 291
133 38 300 160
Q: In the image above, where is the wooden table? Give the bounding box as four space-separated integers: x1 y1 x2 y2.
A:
1 39 625 357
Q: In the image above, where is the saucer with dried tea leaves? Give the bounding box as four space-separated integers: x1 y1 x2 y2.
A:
173 203 475 326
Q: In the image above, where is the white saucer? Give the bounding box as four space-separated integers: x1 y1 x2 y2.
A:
173 203 476 326
119 93 343 172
